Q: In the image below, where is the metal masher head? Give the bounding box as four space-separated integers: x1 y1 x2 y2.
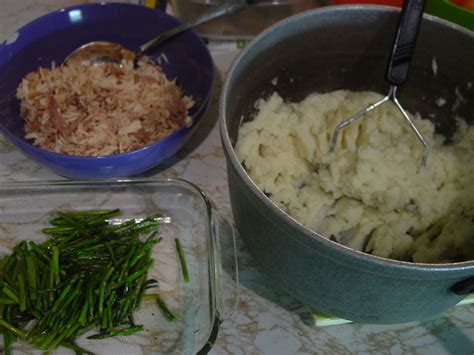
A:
329 0 430 166
329 86 429 166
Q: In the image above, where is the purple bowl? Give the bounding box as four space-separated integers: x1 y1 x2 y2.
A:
0 3 213 178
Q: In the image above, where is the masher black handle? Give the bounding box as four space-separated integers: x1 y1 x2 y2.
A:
386 0 426 86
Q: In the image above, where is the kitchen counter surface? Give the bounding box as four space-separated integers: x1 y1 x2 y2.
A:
1 2 473 354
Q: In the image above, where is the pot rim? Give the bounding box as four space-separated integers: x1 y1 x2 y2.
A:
219 5 474 272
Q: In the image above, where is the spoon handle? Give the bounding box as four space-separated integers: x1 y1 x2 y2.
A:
385 0 426 86
139 0 251 54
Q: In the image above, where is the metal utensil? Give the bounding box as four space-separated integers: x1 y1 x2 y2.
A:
329 0 430 166
65 0 253 65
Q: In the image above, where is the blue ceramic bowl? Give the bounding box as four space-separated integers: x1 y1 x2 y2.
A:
0 3 213 178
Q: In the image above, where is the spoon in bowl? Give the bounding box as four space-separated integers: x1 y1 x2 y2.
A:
65 0 253 65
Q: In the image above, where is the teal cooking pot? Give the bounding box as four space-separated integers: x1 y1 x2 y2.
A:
219 6 474 323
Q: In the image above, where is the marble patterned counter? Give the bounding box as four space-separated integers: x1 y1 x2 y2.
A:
0 2 473 354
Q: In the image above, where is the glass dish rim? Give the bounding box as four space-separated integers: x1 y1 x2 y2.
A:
0 177 223 355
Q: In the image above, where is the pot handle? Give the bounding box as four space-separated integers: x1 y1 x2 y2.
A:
211 209 240 321
450 277 474 295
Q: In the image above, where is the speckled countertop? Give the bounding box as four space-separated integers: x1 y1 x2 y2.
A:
1 1 473 354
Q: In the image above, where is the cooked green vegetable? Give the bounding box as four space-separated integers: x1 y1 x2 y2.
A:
175 238 189 283
143 293 176 322
0 209 174 353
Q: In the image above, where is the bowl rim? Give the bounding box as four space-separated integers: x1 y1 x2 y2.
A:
219 4 474 271
0 1 214 161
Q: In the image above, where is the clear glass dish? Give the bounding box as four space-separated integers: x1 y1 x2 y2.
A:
0 178 238 354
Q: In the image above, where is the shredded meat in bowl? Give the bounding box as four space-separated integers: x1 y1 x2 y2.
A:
16 58 195 156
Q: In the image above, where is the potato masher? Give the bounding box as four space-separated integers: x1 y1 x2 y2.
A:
329 0 430 166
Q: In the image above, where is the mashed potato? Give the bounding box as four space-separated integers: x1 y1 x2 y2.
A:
235 90 474 263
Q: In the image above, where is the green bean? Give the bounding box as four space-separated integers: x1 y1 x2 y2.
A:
175 238 189 283
100 305 108 330
74 322 97 338
87 325 144 339
29 241 50 263
37 330 58 349
0 319 27 339
49 322 81 350
57 211 81 226
50 276 78 313
26 255 37 300
18 272 27 311
78 302 89 325
86 282 95 321
52 246 60 286
105 242 116 264
36 259 47 310
129 233 157 268
68 209 112 216
126 260 153 284
116 245 136 284
84 209 120 226
56 279 83 315
6 254 18 271
42 226 77 235
58 340 91 354
0 208 166 353
0 281 19 304
0 298 16 305
4 330 13 355
2 252 17 274
110 219 137 232
131 274 147 312
117 297 131 323
154 294 176 322
2 305 17 355
98 266 115 316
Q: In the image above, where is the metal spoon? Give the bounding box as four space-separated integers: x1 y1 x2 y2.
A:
65 0 253 65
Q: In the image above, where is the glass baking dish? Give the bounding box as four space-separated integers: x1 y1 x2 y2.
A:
0 178 238 354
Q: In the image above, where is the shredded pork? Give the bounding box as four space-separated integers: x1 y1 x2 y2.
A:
16 58 194 156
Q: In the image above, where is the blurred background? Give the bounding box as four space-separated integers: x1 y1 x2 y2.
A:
159 0 472 38
1 0 472 46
